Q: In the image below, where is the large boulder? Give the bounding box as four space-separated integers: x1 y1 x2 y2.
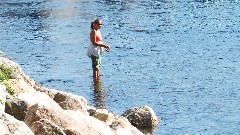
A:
24 104 115 135
34 87 88 115
122 106 159 129
5 98 30 121
0 111 34 135
30 119 66 135
53 92 88 114
36 87 59 99
17 91 63 110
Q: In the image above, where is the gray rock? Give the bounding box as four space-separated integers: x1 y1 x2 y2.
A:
0 111 34 135
111 117 144 135
5 98 30 121
53 92 88 114
122 106 159 128
24 103 115 135
17 91 63 110
30 119 66 135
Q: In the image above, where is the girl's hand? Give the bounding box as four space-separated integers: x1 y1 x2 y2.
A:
105 45 110 52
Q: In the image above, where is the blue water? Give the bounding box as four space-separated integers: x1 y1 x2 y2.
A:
1 0 240 134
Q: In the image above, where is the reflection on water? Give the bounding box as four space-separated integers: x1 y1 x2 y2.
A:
93 79 107 109
195 0 240 3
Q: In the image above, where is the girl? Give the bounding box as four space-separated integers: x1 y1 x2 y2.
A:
87 18 110 80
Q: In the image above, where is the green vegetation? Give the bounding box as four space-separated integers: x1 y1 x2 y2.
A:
0 64 14 95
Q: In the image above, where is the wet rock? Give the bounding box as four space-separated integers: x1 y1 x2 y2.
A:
0 111 34 135
53 92 88 114
0 50 4 54
5 98 30 121
30 119 66 135
122 106 159 128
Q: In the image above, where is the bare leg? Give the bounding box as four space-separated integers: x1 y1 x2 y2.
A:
97 68 100 79
93 69 98 80
93 68 100 80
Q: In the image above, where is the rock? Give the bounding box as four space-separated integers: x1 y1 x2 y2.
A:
38 88 59 99
122 106 159 128
65 110 115 135
87 106 96 116
30 119 66 135
53 92 88 114
111 117 144 135
24 104 115 135
92 109 113 125
0 50 4 54
0 111 34 135
63 129 80 135
0 57 34 83
24 104 67 128
17 91 63 110
88 107 144 135
0 57 37 95
7 79 36 94
0 83 7 112
5 98 30 121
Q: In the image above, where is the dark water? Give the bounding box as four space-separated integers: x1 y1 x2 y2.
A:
1 0 240 134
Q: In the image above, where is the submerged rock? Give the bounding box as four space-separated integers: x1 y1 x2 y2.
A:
0 50 4 54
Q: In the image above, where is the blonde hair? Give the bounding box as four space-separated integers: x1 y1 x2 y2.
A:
91 18 101 29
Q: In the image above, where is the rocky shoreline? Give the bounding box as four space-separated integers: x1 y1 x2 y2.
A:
0 57 159 135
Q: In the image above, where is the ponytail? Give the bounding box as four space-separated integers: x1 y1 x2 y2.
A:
91 22 94 29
